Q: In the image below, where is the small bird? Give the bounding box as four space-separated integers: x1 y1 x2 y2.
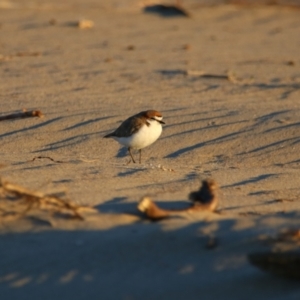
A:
104 110 165 163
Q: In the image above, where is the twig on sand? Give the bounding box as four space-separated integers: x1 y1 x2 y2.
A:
0 177 90 222
0 110 44 121
29 156 66 163
137 179 218 220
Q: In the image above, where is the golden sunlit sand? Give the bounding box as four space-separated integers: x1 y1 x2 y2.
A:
0 0 300 299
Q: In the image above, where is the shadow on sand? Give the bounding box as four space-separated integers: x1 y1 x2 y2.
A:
0 209 300 300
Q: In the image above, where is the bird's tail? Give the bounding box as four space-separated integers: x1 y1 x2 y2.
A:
103 133 114 138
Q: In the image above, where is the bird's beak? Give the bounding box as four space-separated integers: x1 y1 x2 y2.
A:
159 120 165 124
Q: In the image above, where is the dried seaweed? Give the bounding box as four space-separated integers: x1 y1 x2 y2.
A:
138 179 218 220
0 177 89 222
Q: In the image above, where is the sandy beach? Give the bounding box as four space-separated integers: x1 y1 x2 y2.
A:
0 0 300 299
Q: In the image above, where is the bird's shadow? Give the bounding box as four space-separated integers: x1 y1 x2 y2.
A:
115 147 142 162
116 147 128 158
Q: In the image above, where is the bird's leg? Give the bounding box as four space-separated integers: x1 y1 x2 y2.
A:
139 149 142 164
128 147 136 163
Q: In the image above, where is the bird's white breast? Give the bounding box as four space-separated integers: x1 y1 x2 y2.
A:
114 119 162 149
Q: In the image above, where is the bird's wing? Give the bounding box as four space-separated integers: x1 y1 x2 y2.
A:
111 114 145 137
